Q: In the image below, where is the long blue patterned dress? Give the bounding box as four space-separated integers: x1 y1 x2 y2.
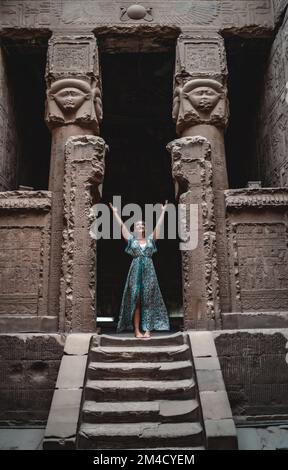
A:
116 233 170 333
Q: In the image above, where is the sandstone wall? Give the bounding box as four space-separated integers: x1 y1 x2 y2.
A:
0 334 65 425
0 192 55 332
214 329 288 418
257 9 288 186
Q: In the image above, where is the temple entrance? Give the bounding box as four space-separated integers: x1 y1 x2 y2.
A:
1 36 51 190
97 45 183 331
224 37 272 188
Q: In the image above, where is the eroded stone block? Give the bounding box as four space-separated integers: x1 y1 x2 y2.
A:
64 333 93 356
200 391 233 420
44 389 82 443
205 418 238 449
56 355 87 389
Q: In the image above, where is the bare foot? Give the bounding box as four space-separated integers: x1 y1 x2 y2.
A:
135 331 144 338
143 331 151 338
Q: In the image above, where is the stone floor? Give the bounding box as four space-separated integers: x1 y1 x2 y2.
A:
0 428 45 450
237 426 288 450
1 426 288 450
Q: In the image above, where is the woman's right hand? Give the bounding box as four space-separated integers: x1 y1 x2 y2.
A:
109 202 118 213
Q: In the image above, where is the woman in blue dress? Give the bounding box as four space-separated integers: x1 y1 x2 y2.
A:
109 201 170 338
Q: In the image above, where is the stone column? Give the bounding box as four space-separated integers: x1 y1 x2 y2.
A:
172 32 231 316
60 136 107 332
44 34 103 330
167 137 220 330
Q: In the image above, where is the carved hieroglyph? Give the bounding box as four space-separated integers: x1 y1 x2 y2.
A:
46 35 100 79
167 136 220 330
225 188 288 312
0 192 53 331
175 33 228 81
173 78 229 135
60 136 107 332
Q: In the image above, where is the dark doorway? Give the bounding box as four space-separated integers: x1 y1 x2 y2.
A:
1 36 51 189
225 37 272 188
97 50 183 330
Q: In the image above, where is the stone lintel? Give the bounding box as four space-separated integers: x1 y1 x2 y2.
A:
221 311 288 330
225 187 288 209
0 191 52 211
0 316 58 333
0 2 275 36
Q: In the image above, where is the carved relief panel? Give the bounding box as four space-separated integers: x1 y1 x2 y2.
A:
0 1 274 32
0 192 52 318
233 222 288 310
175 33 228 82
225 189 288 312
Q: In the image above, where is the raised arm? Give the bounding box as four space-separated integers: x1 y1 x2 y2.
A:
152 200 168 241
109 202 131 242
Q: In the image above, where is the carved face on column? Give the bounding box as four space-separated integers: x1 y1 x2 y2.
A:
45 78 102 132
172 78 228 134
53 87 89 112
188 87 220 112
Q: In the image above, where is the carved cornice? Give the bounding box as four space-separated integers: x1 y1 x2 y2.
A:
0 1 274 33
0 191 52 211
225 188 288 209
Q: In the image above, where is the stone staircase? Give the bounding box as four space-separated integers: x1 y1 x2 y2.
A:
77 332 206 449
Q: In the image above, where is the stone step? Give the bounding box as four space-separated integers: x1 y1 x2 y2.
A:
87 360 193 381
98 332 185 348
78 422 204 449
84 378 196 402
82 399 200 424
90 344 191 363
